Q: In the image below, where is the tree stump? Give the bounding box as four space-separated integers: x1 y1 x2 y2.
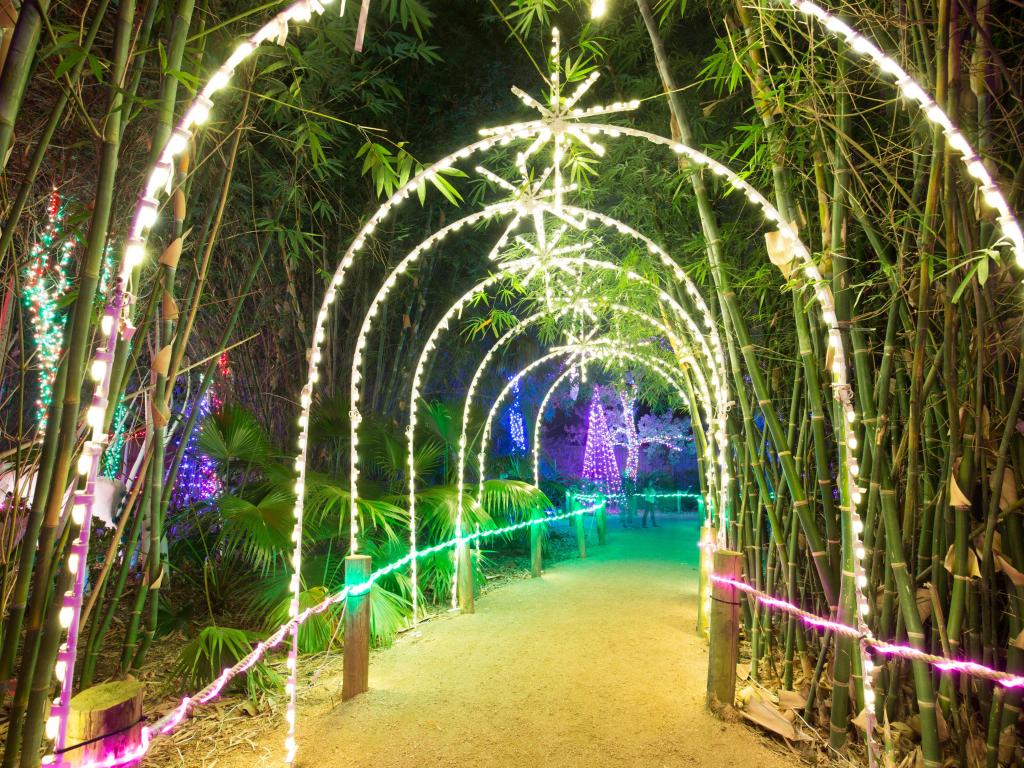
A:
65 680 144 767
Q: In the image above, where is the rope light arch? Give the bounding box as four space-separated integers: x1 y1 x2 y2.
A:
398 258 722 609
468 343 699 505
53 0 1024 761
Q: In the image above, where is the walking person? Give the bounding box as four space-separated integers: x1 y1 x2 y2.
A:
641 482 658 528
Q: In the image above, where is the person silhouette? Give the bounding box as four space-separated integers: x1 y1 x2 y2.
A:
641 482 657 528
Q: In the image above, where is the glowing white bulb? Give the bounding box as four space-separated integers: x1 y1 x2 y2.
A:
166 128 190 157
206 69 231 94
125 240 146 268
137 200 159 230
58 607 73 629
90 359 107 382
86 406 103 429
45 716 60 740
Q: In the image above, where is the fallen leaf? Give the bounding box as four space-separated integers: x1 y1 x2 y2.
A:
777 689 806 710
999 724 1016 763
740 698 812 742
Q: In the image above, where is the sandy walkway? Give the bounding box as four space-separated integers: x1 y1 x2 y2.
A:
206 516 792 768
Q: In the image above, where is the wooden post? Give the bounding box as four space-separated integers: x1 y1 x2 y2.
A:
596 501 607 545
343 554 372 701
457 538 475 613
574 499 587 559
530 510 543 577
65 680 144 767
706 549 742 713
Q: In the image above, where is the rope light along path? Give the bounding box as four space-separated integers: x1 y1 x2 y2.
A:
61 0 1023 761
712 574 1024 688
45 499 604 768
403 263 721 609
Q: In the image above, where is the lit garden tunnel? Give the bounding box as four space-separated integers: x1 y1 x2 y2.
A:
34 0 1024 766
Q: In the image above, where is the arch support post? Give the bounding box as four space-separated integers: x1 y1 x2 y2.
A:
696 525 715 637
342 555 372 701
596 502 607 545
706 549 742 713
574 503 587 560
457 537 475 614
530 510 543 577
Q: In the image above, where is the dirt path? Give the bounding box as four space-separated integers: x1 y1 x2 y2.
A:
205 516 793 768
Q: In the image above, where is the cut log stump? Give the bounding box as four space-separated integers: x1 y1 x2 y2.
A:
65 680 144 767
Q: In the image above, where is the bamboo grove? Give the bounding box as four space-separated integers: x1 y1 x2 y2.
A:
0 0 1022 767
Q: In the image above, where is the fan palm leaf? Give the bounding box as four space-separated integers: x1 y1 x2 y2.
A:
216 487 295 569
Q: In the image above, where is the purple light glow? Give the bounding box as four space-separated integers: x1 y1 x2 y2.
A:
581 387 621 496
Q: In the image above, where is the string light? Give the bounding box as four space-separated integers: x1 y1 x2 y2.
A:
505 376 528 455
22 189 74 431
581 387 622 497
170 388 221 509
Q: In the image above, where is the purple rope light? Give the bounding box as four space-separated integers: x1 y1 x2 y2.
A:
711 575 1024 689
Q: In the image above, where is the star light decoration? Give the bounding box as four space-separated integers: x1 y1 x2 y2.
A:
478 27 639 212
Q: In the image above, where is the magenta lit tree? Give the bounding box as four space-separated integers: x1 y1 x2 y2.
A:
581 387 621 497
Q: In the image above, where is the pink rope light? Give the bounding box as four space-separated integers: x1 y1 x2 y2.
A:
44 502 602 768
711 575 1024 689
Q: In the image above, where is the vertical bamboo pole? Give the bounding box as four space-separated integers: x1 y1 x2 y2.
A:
697 525 715 636
342 555 371 701
707 549 742 712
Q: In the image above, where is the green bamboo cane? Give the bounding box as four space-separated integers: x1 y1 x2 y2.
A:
0 0 112 275
1 0 135 762
0 0 50 181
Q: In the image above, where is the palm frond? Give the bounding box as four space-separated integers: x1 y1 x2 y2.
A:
479 479 552 523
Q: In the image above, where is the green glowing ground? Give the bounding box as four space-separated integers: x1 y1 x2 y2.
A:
161 516 792 767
